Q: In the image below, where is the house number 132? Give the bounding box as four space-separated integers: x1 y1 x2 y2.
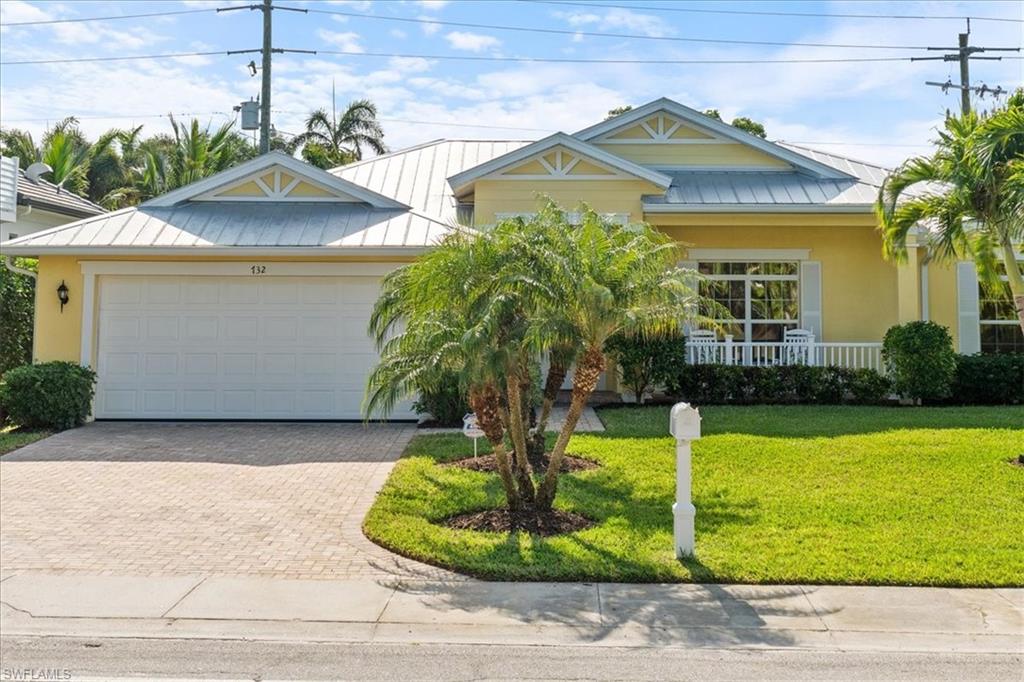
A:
250 265 266 275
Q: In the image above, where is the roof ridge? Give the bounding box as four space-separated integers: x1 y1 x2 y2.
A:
17 168 106 212
776 141 895 174
329 139 449 173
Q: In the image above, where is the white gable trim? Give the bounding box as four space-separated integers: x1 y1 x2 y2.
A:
193 166 365 203
144 151 409 209
483 145 646 182
448 133 672 195
575 99 854 180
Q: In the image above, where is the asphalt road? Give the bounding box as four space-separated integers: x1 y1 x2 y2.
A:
1 637 1021 681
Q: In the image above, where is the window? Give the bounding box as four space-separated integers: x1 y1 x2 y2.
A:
698 261 799 342
980 265 1023 353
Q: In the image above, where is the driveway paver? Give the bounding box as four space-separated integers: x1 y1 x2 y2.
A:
0 422 462 581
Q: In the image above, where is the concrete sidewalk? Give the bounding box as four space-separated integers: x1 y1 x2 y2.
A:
1 573 1020 655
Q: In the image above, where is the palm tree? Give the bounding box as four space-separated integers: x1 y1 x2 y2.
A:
367 228 530 510
529 205 701 509
366 201 705 518
877 90 1024 336
289 99 386 169
0 118 116 199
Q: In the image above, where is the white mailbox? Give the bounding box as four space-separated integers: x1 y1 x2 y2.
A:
670 402 700 558
669 402 702 441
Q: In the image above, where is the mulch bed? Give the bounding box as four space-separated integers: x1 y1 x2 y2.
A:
443 507 595 535
444 452 599 473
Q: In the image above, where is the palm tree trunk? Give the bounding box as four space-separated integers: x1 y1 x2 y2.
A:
469 386 521 511
536 362 567 435
999 239 1024 336
535 346 605 511
504 372 536 503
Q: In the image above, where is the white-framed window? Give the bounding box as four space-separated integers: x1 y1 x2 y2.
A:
979 264 1023 353
698 261 800 342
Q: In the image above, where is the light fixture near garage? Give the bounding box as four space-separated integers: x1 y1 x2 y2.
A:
57 280 69 312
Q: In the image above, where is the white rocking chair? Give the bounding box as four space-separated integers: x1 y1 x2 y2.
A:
688 329 721 364
783 328 815 365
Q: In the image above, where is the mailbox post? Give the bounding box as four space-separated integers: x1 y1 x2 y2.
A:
669 402 701 557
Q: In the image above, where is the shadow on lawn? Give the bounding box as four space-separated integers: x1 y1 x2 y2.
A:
596 404 1023 439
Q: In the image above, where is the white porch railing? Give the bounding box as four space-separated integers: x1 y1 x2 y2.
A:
685 335 884 372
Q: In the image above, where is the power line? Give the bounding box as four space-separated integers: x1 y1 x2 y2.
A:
305 7 967 51
519 0 1024 24
0 50 243 66
317 50 928 65
0 7 218 27
6 49 976 67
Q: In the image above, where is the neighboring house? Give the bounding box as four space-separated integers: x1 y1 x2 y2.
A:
0 156 106 242
0 98 1019 420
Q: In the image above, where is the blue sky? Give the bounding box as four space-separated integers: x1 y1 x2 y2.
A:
1 0 1021 167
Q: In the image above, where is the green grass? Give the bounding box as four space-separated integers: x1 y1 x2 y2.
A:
0 426 51 455
364 406 1024 586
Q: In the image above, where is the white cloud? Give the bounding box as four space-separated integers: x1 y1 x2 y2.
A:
390 28 408 39
316 29 364 53
0 0 50 24
388 56 433 73
417 0 450 9
418 15 441 36
444 31 500 52
560 8 672 38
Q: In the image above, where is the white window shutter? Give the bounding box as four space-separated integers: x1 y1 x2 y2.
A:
956 261 981 354
799 260 822 339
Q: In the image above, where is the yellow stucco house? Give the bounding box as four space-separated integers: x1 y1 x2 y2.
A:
2 98 1018 420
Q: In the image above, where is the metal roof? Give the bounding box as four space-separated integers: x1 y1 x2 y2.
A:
333 139 530 222
15 168 106 218
643 170 878 211
1 202 453 255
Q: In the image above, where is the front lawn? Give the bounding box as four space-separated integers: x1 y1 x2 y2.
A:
364 406 1024 586
0 426 51 455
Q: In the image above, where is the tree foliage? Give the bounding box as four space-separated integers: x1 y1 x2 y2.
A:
877 90 1024 337
287 99 387 169
365 200 707 519
0 258 36 377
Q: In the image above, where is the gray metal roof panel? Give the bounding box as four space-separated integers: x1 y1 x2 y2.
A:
0 202 454 252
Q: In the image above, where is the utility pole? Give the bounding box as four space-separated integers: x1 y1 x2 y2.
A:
914 20 1019 116
957 31 971 115
220 3 313 154
259 0 272 154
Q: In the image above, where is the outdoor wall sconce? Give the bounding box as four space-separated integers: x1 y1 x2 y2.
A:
57 280 69 312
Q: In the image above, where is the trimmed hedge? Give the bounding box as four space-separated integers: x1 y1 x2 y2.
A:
666 364 891 406
412 370 470 427
949 353 1024 405
0 362 97 430
882 322 957 402
605 333 687 404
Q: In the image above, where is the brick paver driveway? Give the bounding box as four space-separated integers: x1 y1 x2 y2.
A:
0 422 460 581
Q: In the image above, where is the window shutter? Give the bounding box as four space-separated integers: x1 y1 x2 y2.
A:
799 260 822 338
956 261 981 354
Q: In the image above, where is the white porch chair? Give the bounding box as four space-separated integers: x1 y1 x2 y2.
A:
782 328 815 365
687 329 721 364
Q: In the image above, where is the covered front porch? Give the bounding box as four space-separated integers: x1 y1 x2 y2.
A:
684 331 884 371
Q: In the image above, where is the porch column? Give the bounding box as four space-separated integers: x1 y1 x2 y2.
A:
897 242 922 324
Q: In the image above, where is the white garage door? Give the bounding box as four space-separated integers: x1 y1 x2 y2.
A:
94 275 406 420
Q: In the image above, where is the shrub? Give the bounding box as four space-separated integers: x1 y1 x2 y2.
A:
882 322 956 402
605 333 687 404
0 259 36 377
848 368 893 405
412 371 470 426
950 353 1024 405
667 363 890 406
0 362 97 430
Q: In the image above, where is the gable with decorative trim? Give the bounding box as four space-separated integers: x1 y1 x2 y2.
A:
195 165 368 203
